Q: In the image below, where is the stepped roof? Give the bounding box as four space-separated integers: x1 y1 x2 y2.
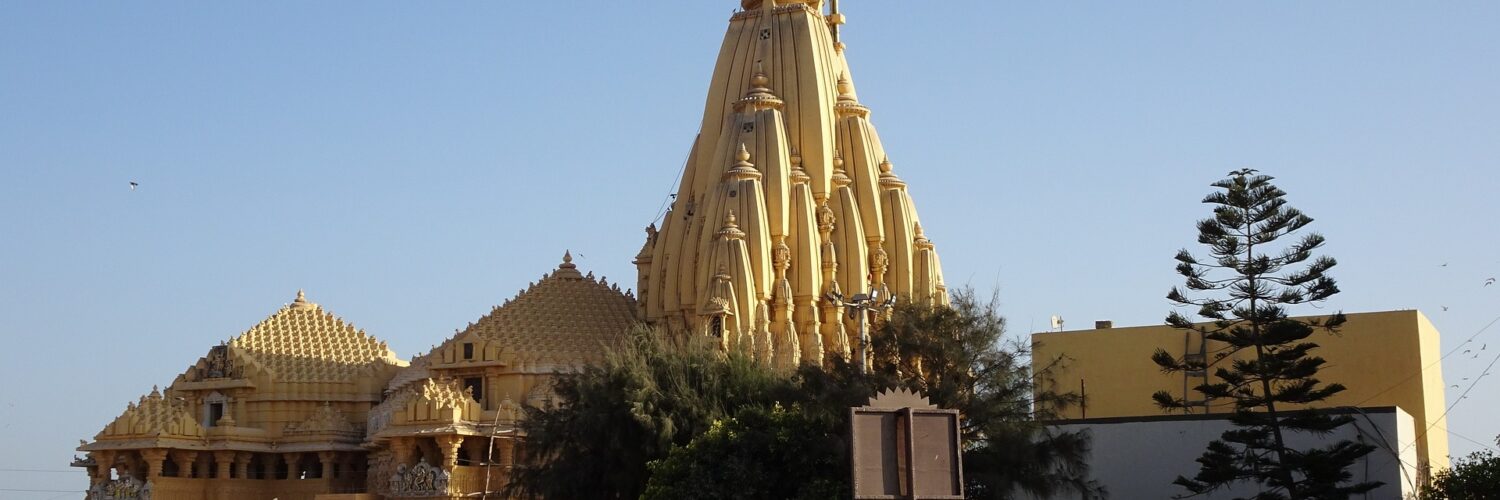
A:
460 252 638 362
228 290 405 382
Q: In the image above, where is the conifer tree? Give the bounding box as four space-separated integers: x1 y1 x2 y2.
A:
1151 169 1378 499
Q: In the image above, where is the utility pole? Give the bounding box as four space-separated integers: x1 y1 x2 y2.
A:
826 285 896 374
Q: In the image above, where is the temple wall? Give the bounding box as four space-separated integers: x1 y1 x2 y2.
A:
147 477 363 500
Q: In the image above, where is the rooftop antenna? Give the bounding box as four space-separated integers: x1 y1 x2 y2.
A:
1049 314 1064 332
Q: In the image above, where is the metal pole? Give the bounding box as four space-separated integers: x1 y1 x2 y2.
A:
855 305 868 375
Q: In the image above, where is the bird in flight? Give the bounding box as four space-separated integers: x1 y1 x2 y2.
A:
129 181 139 191
1441 262 1449 267
1486 277 1496 287
1442 306 1449 311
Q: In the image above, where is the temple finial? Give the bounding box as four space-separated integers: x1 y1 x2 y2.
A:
561 250 575 268
828 0 846 48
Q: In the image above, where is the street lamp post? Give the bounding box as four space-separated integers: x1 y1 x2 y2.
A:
826 286 896 375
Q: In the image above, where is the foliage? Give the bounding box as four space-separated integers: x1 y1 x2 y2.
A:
1151 168 1377 499
642 403 847 500
504 326 793 499
509 289 1101 499
871 289 1103 499
1418 438 1500 500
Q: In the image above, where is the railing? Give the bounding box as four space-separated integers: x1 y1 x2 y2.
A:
449 465 509 497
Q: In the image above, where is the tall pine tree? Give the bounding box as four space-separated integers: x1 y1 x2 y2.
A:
1151 169 1378 499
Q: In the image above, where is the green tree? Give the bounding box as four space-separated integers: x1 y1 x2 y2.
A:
510 289 1100 499
870 289 1103 499
1151 169 1377 499
504 326 792 499
642 403 847 499
1419 438 1500 500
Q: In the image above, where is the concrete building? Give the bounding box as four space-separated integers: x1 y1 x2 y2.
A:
1052 407 1420 499
1032 310 1450 496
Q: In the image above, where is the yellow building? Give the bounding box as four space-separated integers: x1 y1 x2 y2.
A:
77 1 951 498
1032 310 1450 470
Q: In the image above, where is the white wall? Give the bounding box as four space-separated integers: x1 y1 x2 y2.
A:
1047 407 1418 500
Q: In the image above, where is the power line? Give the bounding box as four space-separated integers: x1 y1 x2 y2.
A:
1402 337 1500 457
1349 314 1499 409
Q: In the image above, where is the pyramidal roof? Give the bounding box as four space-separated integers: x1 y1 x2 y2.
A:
636 0 947 369
228 290 405 382
458 252 638 362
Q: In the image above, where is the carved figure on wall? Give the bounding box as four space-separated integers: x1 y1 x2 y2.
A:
389 458 451 497
204 344 235 379
87 477 151 500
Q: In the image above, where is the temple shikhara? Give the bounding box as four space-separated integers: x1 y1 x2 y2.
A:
74 1 947 499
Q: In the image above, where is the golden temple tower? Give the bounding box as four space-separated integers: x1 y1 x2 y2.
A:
635 0 947 369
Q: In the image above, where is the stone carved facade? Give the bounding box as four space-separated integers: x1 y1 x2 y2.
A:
636 0 947 370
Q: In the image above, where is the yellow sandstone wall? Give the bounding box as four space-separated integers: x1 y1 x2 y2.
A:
1032 310 1450 469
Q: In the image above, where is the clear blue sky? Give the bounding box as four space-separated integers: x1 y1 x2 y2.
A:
2 1 1497 496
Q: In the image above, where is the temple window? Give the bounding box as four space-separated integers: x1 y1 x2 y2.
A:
202 391 230 427
463 377 483 404
462 343 474 360
710 316 724 337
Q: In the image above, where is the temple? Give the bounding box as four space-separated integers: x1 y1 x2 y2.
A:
76 2 945 498
634 0 947 370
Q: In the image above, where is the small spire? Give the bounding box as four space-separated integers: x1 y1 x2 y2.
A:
554 250 583 279
716 209 747 241
835 72 870 118
291 289 316 310
726 143 763 180
879 157 906 188
831 150 852 187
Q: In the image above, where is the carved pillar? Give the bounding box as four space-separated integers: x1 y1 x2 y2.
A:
172 450 198 478
210 451 233 479
235 452 252 479
390 437 415 467
92 451 116 482
497 439 515 468
140 449 168 478
283 453 303 479
318 451 336 479
436 435 463 470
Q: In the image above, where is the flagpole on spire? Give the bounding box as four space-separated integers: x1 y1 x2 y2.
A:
828 0 845 47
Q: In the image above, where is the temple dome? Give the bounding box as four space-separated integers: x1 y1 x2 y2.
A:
227 290 406 382
454 252 638 363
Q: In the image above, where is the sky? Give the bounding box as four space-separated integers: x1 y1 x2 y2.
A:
2 1 1497 497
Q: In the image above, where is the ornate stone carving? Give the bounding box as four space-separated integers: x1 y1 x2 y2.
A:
388 459 450 497
87 477 151 500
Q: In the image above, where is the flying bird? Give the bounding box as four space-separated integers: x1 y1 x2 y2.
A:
1487 277 1496 287
1441 263 1449 267
1442 306 1449 311
1464 349 1472 354
129 181 139 190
